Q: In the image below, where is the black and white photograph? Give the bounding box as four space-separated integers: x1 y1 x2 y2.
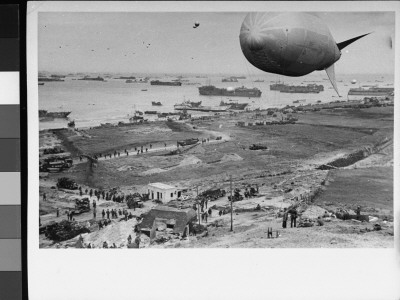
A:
27 1 399 299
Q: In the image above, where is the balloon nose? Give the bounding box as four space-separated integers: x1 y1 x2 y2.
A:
240 24 265 51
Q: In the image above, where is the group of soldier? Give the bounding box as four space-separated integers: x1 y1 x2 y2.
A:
282 207 298 228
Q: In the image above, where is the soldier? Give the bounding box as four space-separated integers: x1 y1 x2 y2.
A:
106 209 110 219
289 208 298 228
356 206 361 220
134 234 141 247
282 208 288 229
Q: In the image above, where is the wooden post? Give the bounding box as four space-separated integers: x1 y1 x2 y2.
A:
230 175 233 232
197 187 200 225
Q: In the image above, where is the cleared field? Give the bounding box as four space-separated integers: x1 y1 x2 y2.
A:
54 121 207 155
314 167 393 217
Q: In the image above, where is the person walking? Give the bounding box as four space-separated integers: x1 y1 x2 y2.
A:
208 208 212 217
43 193 47 202
92 200 96 209
102 209 105 219
89 189 93 198
56 208 60 217
106 209 110 219
93 209 97 219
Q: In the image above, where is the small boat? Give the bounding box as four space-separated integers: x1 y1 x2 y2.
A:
152 101 162 106
141 89 148 91
38 82 44 86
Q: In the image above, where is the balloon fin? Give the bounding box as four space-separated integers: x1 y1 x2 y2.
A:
325 64 340 96
337 32 371 50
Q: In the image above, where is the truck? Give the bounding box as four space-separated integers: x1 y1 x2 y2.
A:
73 198 90 214
249 144 268 150
177 138 199 147
200 188 226 201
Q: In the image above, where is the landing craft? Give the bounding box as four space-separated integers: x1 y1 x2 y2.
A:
239 12 370 96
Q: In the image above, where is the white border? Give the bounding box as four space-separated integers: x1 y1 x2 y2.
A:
28 2 400 300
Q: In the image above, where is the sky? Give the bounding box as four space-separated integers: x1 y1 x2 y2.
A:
38 11 395 75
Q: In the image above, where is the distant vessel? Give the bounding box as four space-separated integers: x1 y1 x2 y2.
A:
126 79 133 83
152 101 162 106
198 85 262 97
38 83 44 86
174 100 202 110
270 83 324 93
141 89 148 91
38 77 64 82
293 99 307 104
220 100 248 110
150 80 182 86
78 76 105 81
254 79 264 82
117 76 136 80
347 87 394 100
175 105 229 112
222 77 238 82
39 110 71 118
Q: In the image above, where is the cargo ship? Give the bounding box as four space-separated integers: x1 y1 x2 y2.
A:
347 87 394 100
348 87 394 96
220 100 248 110
78 76 105 81
270 83 324 93
198 85 262 97
39 110 71 118
150 80 182 86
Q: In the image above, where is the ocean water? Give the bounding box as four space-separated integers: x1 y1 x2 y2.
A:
38 73 393 130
